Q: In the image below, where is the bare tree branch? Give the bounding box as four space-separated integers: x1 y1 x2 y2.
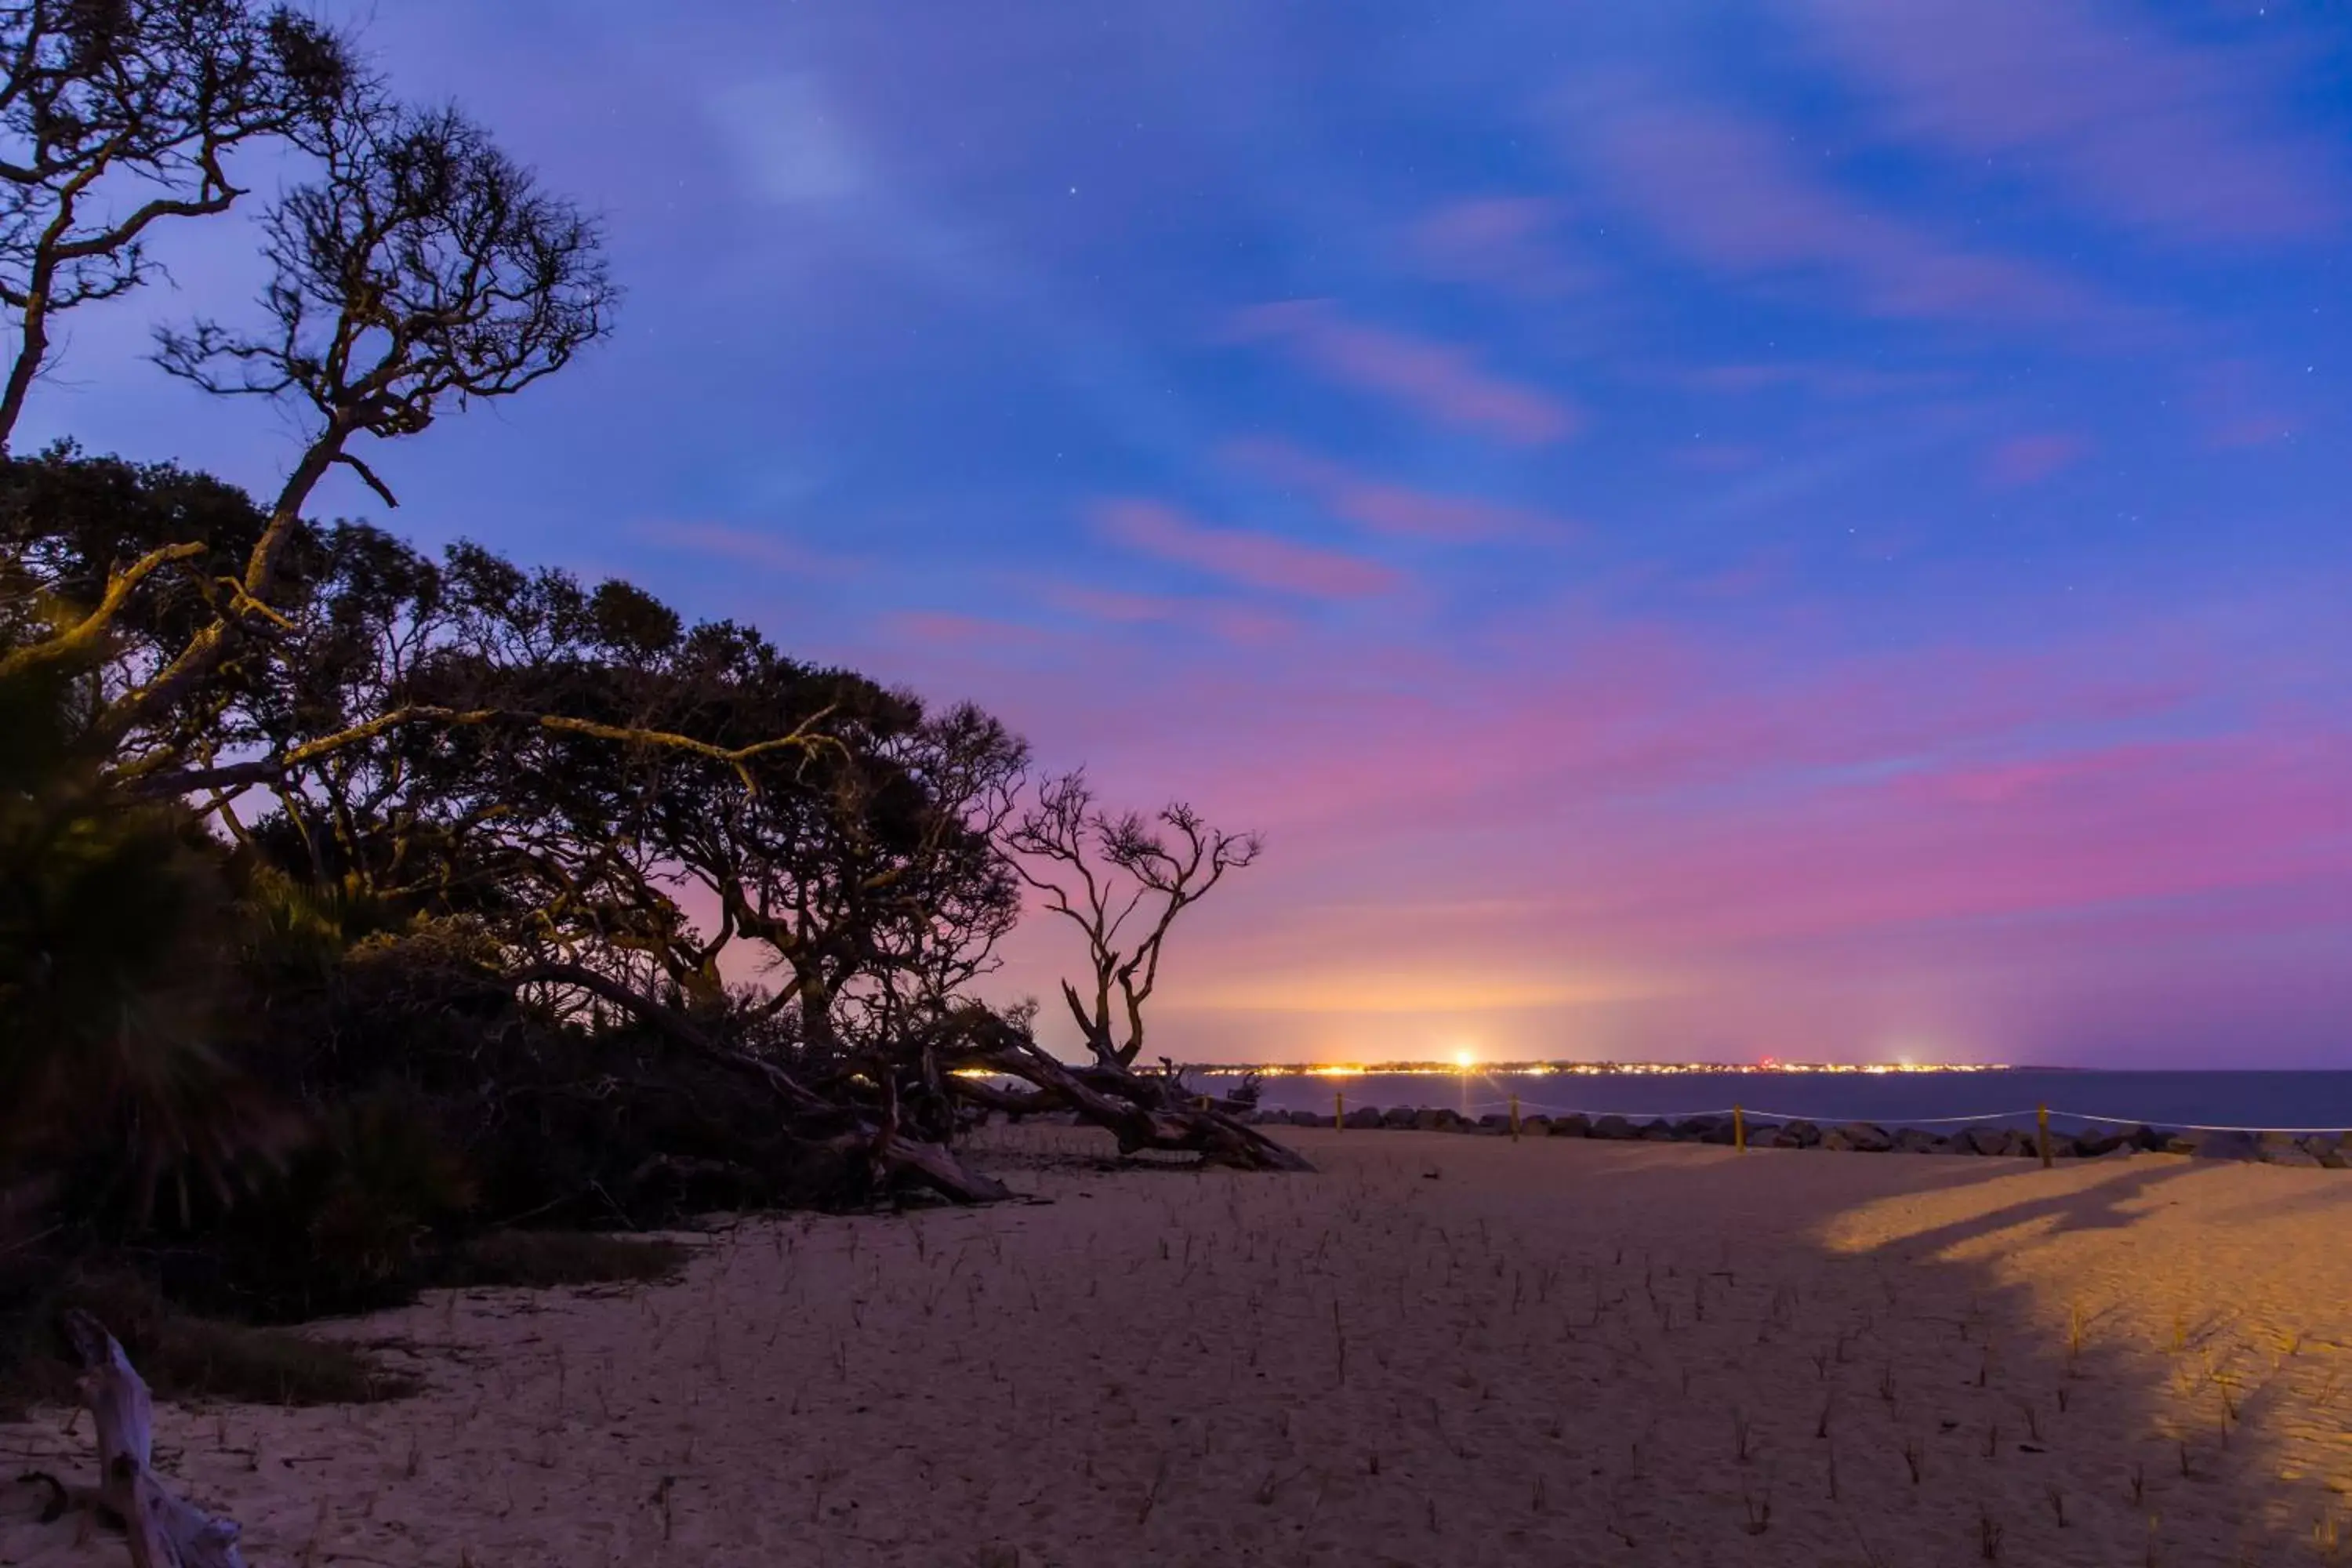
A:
1005 769 1261 1069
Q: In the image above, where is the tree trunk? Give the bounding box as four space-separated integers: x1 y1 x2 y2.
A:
963 1036 1312 1174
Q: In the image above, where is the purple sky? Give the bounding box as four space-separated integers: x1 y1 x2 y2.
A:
30 0 2352 1065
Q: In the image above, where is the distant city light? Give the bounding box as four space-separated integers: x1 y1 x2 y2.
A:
1192 1059 2013 1078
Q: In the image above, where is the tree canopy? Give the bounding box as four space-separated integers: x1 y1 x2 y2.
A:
0 0 1288 1339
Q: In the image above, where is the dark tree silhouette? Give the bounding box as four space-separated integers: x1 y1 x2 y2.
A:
1007 768 1262 1069
107 103 615 776
0 0 356 447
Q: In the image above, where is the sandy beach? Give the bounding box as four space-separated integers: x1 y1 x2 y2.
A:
8 1127 2352 1567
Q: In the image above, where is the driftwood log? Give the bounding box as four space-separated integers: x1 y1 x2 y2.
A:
949 1023 1313 1174
51 1309 247 1568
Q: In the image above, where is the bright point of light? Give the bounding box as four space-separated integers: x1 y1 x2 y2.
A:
1454 1048 1477 1071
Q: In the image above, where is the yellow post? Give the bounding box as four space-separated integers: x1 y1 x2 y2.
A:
1336 1090 1345 1131
2038 1104 2053 1169
1510 1094 1521 1140
1734 1105 1746 1152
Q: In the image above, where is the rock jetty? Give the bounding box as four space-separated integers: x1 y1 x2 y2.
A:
1240 1107 2347 1167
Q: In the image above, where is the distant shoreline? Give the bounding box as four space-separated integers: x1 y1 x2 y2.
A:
1183 1061 2071 1076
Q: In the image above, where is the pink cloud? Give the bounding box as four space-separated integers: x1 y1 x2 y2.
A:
1409 196 1594 299
1040 583 1299 647
1561 78 2099 326
2192 358 2302 449
1791 0 2339 245
1043 584 1183 625
638 521 864 577
1091 498 1402 600
1686 548 1795 600
1223 437 1573 543
851 568 2350 1066
1570 728 2352 951
1226 299 1581 445
883 611 1052 648
1984 433 2089 488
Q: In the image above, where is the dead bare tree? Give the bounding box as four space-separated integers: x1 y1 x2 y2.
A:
1006 768 1261 1069
967 771 1305 1172
0 0 355 449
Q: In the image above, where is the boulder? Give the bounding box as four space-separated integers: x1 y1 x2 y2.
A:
1477 1113 1513 1134
1637 1118 1678 1142
1589 1114 1637 1141
1998 1129 2038 1157
2128 1124 2172 1152
1741 1120 1781 1145
2046 1134 2081 1159
1697 1120 1739 1146
1772 1120 1822 1149
1675 1116 1726 1140
1343 1106 1384 1130
1413 1107 1459 1131
1832 1122 1893 1153
2191 1129 2259 1161
1520 1115 1553 1137
2073 1128 2126 1158
2302 1134 2347 1170
1290 1110 1334 1128
1381 1106 1417 1129
2163 1134 2199 1156
1549 1113 1592 1138
1893 1127 1947 1154
1951 1127 2004 1156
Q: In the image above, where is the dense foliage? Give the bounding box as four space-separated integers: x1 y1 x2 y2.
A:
0 2 1287 1357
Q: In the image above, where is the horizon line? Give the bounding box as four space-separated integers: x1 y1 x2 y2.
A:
1174 1060 2044 1076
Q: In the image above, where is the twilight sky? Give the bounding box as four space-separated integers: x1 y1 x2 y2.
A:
26 0 2352 1066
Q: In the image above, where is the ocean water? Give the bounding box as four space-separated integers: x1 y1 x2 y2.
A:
1229 1070 2352 1135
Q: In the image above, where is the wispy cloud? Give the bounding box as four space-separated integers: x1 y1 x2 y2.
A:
1983 433 2089 488
2192 358 2303 449
705 73 867 204
1040 583 1296 646
1408 196 1595 299
1555 74 2102 328
1788 0 2339 245
635 521 866 578
1224 437 1573 543
1091 498 1401 599
1226 299 1581 445
883 610 1053 648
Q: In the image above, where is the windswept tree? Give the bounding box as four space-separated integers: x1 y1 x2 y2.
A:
1006 768 1261 1069
0 50 641 1232
0 0 357 446
0 5 1312 1256
1 92 617 798
113 103 615 780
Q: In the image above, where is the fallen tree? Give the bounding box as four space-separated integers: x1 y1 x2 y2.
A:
934 1008 1312 1174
